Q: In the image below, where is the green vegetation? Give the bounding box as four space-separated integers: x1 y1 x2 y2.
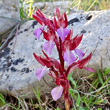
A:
68 67 110 110
20 0 110 20
70 0 110 11
0 68 110 109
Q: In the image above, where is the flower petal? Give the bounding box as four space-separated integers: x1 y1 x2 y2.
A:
43 40 54 55
51 85 63 101
34 26 44 40
74 49 84 60
64 50 75 66
77 53 92 69
36 66 47 81
57 27 69 42
70 34 83 50
83 67 95 72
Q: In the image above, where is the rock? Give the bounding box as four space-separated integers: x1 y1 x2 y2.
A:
1 10 110 98
0 20 54 98
68 10 110 72
0 0 20 36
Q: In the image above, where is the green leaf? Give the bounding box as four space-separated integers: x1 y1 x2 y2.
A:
33 88 42 110
69 88 75 98
76 93 80 107
89 79 98 92
70 77 76 88
93 98 104 105
68 72 76 88
98 71 103 85
98 108 102 110
79 107 89 110
79 107 85 110
55 108 60 110
82 96 90 108
67 72 74 80
104 67 110 75
0 93 5 107
69 89 80 107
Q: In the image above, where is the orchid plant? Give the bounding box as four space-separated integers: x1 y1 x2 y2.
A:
33 8 94 110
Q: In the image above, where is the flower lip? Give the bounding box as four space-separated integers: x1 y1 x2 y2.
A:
36 66 47 81
74 49 84 60
51 85 63 101
57 27 69 42
34 26 44 40
43 40 54 55
64 49 76 66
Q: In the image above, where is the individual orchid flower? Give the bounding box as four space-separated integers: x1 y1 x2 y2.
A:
63 48 84 66
54 8 68 29
54 8 69 42
66 53 95 76
33 51 63 80
62 30 83 66
33 52 52 80
41 28 56 55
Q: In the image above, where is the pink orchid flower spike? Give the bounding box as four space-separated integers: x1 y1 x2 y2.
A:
33 8 95 110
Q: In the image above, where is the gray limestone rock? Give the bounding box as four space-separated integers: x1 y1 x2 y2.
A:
0 0 20 36
0 20 54 98
0 10 110 97
68 10 110 71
